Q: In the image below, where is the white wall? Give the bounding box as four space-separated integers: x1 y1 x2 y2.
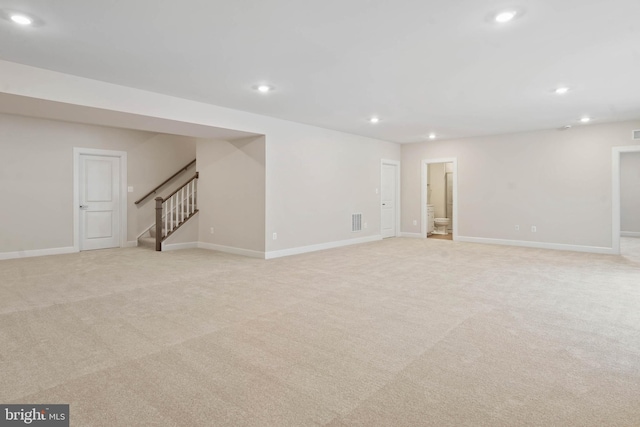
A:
196 136 265 253
0 113 196 254
0 60 400 256
621 152 640 234
265 128 400 253
402 120 640 251
163 213 199 249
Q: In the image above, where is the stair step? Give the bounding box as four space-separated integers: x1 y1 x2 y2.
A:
138 236 156 249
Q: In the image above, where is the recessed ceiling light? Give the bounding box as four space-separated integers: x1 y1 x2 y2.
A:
256 84 273 93
555 86 570 95
580 117 591 123
0 10 41 26
428 133 436 140
10 13 32 25
495 10 517 23
369 117 380 124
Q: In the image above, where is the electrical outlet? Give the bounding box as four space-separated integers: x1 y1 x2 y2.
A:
531 226 537 232
413 220 417 226
272 232 278 240
515 225 519 231
364 222 368 229
127 186 134 193
210 227 214 234
375 188 379 194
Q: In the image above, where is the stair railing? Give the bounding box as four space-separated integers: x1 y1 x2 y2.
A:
136 159 196 205
154 172 199 251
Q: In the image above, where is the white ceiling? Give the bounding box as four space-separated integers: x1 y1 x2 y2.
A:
1 0 640 143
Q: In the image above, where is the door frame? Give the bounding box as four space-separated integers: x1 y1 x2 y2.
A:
73 147 128 252
612 144 640 254
421 157 458 239
381 159 401 238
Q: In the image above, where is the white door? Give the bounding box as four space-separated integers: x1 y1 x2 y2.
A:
381 162 398 238
79 154 121 250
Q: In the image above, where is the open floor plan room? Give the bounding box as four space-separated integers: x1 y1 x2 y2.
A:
1 238 639 426
2 1 640 425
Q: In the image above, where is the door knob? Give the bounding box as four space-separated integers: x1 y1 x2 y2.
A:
79 205 89 209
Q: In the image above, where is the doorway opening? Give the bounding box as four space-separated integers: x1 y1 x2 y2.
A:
421 158 457 240
73 148 128 252
614 145 640 260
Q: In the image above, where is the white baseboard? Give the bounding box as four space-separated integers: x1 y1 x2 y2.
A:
198 242 265 259
400 232 423 238
265 235 382 260
621 231 640 238
124 240 138 248
456 236 615 255
162 242 199 251
0 246 76 261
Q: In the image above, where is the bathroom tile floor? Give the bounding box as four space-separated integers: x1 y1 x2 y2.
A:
428 233 453 241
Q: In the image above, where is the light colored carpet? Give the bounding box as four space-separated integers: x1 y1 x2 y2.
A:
1 238 640 426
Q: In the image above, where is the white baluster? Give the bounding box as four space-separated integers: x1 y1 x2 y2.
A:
174 193 178 228
163 201 167 237
186 182 190 216
189 179 196 213
171 196 174 232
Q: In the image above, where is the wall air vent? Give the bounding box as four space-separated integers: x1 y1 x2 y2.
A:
633 130 640 140
351 213 362 232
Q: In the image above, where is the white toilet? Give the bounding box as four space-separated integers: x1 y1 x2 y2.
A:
434 217 450 235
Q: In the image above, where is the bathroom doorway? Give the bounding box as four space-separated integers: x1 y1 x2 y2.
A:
421 158 458 240
613 145 640 255
616 147 640 261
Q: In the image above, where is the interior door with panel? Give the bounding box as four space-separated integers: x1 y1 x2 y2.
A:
381 162 397 238
79 154 121 250
446 171 453 232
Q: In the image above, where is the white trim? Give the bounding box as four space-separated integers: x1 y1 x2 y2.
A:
163 242 199 251
265 235 382 259
400 232 423 238
456 236 614 255
198 242 265 259
73 147 128 252
612 145 640 255
0 246 76 261
421 158 458 240
381 159 401 238
621 231 640 238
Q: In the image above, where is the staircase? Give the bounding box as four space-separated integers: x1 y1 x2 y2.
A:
137 171 199 251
